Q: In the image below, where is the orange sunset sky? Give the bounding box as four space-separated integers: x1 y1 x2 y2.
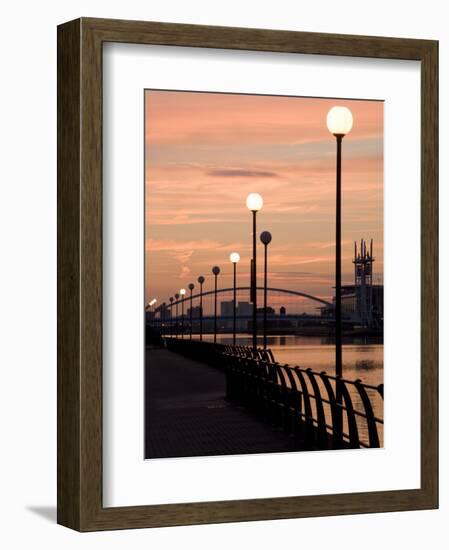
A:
145 90 383 307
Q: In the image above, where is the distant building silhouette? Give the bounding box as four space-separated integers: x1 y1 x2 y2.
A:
219 300 255 331
320 238 383 330
220 300 253 317
187 305 202 317
237 301 252 316
257 306 275 315
220 300 233 317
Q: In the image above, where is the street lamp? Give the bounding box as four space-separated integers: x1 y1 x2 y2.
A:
229 252 240 346
327 105 353 428
188 283 195 340
153 305 159 332
147 298 157 328
160 302 166 336
246 192 263 352
197 276 205 341
174 292 180 338
169 296 174 338
260 231 272 350
180 288 186 339
212 266 220 344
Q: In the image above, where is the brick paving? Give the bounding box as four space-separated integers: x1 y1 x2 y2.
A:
145 347 300 459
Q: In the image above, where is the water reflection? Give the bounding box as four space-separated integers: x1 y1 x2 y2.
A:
197 333 383 386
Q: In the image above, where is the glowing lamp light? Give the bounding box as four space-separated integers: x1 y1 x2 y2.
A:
180 288 186 296
149 298 157 306
230 252 240 264
246 193 263 212
326 106 353 136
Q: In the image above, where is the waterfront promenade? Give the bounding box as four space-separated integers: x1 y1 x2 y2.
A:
145 347 301 459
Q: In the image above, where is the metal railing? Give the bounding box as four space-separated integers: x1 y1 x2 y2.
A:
160 338 383 450
164 337 226 366
221 344 383 450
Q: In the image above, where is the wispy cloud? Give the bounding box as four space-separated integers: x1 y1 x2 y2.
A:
146 239 221 252
207 169 280 178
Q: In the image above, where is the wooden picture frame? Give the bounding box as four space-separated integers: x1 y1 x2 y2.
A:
57 17 438 531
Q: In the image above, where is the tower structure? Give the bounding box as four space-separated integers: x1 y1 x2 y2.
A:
353 238 375 327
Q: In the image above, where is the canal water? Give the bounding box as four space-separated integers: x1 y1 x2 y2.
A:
197 333 384 447
199 334 383 385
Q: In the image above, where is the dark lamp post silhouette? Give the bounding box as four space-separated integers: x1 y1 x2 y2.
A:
154 306 159 331
160 302 166 336
147 298 157 329
327 105 353 431
174 292 180 338
260 230 272 350
229 252 240 346
326 105 353 379
188 283 195 340
169 296 174 337
212 266 221 344
180 288 186 339
197 276 205 341
246 192 263 353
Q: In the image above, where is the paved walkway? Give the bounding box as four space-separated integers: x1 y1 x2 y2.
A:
145 348 300 459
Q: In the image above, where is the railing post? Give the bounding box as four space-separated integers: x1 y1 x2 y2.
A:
335 377 359 448
293 367 315 448
283 367 303 439
319 372 342 449
354 379 380 448
304 368 328 449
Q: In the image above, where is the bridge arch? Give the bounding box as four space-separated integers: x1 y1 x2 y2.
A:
167 286 333 309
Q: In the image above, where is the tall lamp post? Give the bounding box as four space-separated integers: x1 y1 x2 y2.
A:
326 106 353 379
198 276 205 341
260 231 272 350
180 288 186 339
229 252 240 346
169 297 174 338
188 283 195 340
212 266 220 344
147 298 157 329
153 306 159 332
174 292 180 338
246 193 263 353
164 302 167 335
159 302 165 336
327 105 353 431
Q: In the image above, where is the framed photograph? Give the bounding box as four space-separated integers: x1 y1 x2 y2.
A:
57 17 438 531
